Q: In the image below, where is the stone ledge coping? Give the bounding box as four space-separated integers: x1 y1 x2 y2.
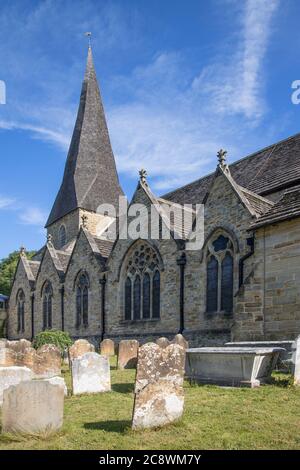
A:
187 347 285 355
225 341 293 346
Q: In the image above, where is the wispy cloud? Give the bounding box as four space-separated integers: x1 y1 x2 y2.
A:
192 0 280 119
19 207 47 226
0 196 15 209
108 0 280 191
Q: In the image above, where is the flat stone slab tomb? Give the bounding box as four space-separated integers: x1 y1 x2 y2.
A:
185 347 284 388
225 341 294 370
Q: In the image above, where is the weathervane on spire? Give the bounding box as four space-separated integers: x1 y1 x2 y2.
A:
85 32 92 48
217 149 227 168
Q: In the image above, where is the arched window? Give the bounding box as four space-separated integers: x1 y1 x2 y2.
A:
133 275 141 320
125 277 132 321
221 253 233 313
76 272 89 328
123 243 161 320
17 289 25 333
143 273 150 319
206 233 234 314
207 255 218 313
152 270 160 319
59 225 66 248
42 281 53 330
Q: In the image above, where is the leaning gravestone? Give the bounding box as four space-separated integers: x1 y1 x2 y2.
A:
156 337 170 349
172 334 189 350
132 343 185 430
100 339 115 357
2 380 64 434
71 352 111 395
69 339 95 362
0 366 33 405
292 335 300 385
117 340 139 369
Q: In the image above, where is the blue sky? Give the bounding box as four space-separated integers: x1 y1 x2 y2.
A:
0 0 300 259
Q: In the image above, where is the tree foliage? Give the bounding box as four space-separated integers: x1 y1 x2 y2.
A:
33 330 73 353
0 250 36 296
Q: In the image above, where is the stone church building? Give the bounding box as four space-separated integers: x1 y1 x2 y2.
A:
7 47 300 346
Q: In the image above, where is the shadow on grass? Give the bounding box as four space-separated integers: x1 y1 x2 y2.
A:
84 420 131 433
112 383 134 394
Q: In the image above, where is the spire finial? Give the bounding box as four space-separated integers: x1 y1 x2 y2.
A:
81 214 88 228
85 32 92 48
217 149 227 167
47 233 53 244
139 168 147 184
20 246 26 257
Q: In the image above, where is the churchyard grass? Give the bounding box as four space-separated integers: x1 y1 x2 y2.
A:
0 357 299 450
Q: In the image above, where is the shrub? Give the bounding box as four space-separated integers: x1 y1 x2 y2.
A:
33 330 73 353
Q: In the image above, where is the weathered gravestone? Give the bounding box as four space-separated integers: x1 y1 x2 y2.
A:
69 339 95 362
100 339 115 357
117 340 139 369
172 334 189 350
2 380 64 434
71 352 111 395
0 339 8 349
132 343 185 430
0 344 61 378
0 366 33 405
0 348 15 367
292 335 300 385
34 344 61 378
7 339 31 353
43 376 68 396
156 337 170 348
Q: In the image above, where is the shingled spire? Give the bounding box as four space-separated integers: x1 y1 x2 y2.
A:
46 46 124 227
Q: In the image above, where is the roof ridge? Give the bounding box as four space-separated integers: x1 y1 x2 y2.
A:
162 131 300 200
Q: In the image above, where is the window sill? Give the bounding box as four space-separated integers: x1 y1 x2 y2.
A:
120 318 160 325
204 311 233 319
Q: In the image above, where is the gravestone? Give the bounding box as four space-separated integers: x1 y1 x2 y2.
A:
7 339 31 353
156 337 170 349
172 334 189 350
0 366 33 405
132 343 185 430
2 380 64 434
100 339 115 357
71 352 111 395
293 335 300 385
34 344 61 378
43 376 68 396
117 340 139 369
69 339 95 362
0 348 16 367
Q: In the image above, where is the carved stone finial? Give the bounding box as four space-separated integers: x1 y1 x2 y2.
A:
139 168 147 184
47 233 53 244
217 149 227 167
81 214 88 228
20 246 26 257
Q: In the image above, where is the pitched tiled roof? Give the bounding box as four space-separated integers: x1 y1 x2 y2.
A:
163 132 300 204
94 237 114 259
46 47 123 227
250 187 300 229
27 260 40 279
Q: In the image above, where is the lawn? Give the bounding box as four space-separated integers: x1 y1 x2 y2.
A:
0 358 299 450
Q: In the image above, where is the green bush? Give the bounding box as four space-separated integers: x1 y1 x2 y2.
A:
33 330 73 353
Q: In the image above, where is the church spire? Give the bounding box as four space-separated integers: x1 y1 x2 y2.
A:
46 45 124 227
